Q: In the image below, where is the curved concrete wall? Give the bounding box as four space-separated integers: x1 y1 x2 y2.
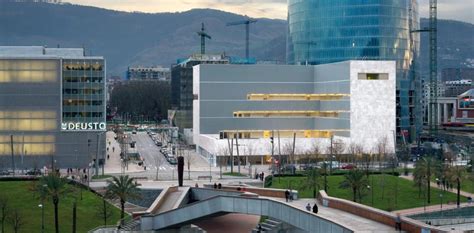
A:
140 196 352 233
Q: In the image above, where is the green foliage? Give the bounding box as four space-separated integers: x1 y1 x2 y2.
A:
222 172 247 177
268 175 464 211
302 168 321 198
339 169 368 202
110 81 170 122
105 175 141 220
0 181 121 233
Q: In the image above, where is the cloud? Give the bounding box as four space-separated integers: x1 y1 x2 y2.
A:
64 0 473 23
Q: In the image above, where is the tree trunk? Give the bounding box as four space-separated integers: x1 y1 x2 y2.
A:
120 199 125 221
54 199 59 233
457 178 461 207
352 188 357 202
103 199 107 225
72 201 77 233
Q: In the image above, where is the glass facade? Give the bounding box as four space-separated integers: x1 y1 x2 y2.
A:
62 59 106 127
287 0 420 139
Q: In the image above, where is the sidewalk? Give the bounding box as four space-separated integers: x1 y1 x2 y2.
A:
103 131 144 174
393 202 474 216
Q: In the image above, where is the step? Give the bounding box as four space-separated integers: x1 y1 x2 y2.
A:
261 222 276 229
265 219 280 225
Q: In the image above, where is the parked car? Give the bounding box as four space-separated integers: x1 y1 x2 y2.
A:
155 141 162 147
167 157 177 165
341 164 356 170
26 169 42 175
132 130 137 134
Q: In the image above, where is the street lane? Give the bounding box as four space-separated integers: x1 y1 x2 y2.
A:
130 132 174 171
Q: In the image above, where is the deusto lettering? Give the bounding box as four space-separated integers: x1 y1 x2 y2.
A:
61 122 106 131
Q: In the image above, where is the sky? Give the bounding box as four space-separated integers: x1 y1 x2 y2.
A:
64 0 473 23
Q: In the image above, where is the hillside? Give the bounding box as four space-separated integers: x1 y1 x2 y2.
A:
0 1 472 76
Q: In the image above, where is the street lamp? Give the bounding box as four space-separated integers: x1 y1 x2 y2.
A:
367 185 374 206
39 184 47 233
440 193 443 211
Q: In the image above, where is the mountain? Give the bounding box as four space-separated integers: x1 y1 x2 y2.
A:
1 1 473 76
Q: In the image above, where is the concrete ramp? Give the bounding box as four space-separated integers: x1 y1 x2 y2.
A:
140 195 353 233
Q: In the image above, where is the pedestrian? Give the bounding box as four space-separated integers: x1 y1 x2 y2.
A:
107 154 110 160
289 190 294 201
306 203 311 211
107 147 109 152
312 203 318 214
395 213 401 230
112 147 115 152
218 183 222 189
285 190 290 202
257 224 262 233
214 183 218 189
195 183 199 188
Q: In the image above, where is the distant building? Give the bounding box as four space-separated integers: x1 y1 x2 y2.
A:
0 46 106 169
444 80 473 97
441 68 474 82
193 61 396 166
126 66 170 82
170 54 230 134
437 89 474 125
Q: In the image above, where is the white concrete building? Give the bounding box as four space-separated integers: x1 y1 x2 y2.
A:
192 61 396 166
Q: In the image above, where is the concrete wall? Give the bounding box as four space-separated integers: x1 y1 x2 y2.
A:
349 61 396 152
318 191 447 233
140 196 353 233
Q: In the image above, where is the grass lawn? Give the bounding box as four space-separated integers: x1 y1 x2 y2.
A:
0 181 121 233
268 175 465 211
223 172 247 177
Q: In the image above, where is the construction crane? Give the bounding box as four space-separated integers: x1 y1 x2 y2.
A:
226 19 257 59
197 23 211 55
411 0 438 138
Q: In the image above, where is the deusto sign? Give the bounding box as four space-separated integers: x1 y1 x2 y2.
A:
61 122 106 131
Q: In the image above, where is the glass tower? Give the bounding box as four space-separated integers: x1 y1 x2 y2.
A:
287 0 420 140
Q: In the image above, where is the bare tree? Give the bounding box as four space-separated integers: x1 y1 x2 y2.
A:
96 198 114 226
184 150 195 180
217 145 230 178
7 210 24 233
0 195 8 233
374 136 390 200
245 141 256 177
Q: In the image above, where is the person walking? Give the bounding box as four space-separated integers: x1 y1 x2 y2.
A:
285 190 290 202
213 183 218 189
218 183 222 189
306 203 311 211
312 203 318 214
395 213 402 231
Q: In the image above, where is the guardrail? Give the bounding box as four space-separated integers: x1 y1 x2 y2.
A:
140 195 352 232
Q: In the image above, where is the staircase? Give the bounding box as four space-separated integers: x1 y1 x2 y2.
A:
251 218 282 233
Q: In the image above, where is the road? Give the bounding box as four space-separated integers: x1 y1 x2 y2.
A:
130 132 174 172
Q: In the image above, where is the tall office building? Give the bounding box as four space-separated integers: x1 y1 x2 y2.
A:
171 54 230 132
287 0 420 141
0 46 106 170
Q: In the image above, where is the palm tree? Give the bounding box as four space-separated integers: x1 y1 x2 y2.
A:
34 173 70 233
446 165 467 207
339 169 368 202
302 168 321 198
105 175 141 221
414 157 440 204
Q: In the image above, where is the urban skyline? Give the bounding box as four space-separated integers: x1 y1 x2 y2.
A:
64 0 474 24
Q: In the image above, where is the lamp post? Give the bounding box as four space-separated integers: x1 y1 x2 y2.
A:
39 184 47 233
367 185 374 206
440 193 443 211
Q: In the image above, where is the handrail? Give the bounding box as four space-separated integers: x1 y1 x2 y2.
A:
141 195 353 232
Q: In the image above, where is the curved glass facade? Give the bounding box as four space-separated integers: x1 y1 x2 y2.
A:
287 0 420 139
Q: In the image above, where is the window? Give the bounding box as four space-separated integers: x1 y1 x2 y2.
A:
358 73 389 80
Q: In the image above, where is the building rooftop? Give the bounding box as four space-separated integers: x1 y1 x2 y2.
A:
0 46 103 59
